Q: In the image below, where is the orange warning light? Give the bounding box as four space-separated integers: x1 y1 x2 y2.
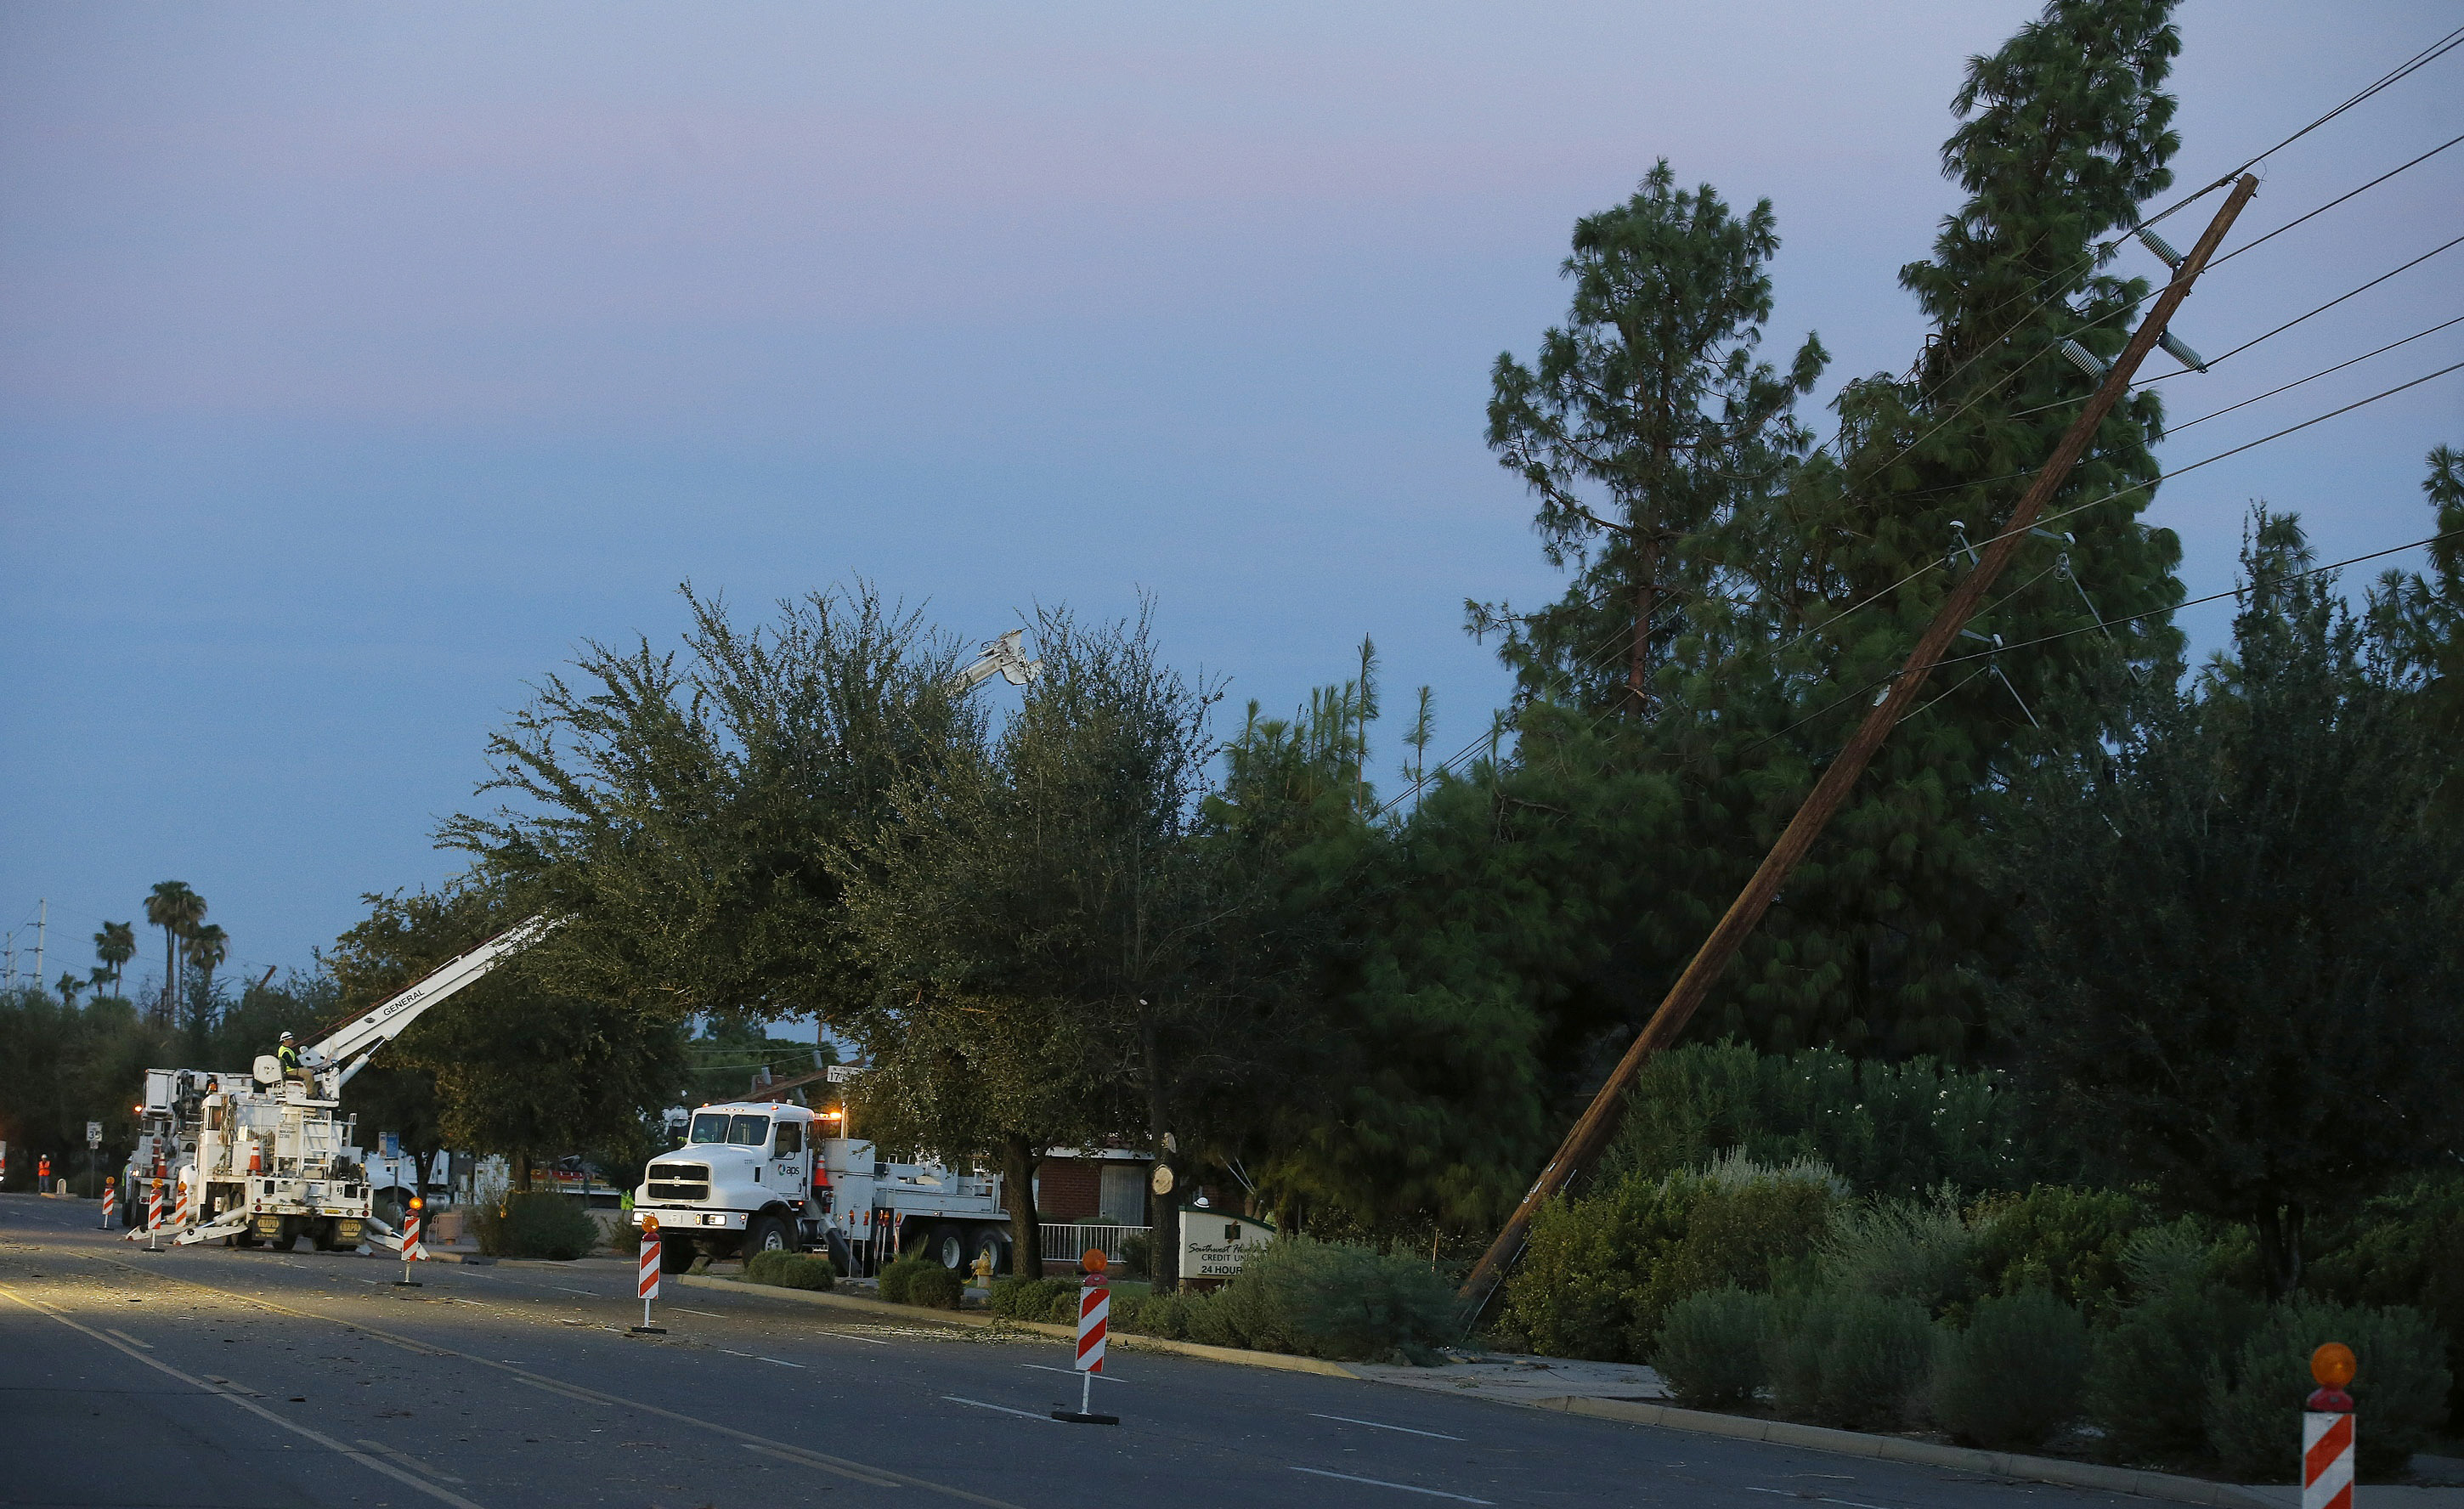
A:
410 1195 424 1210
2311 1342 2356 1389
642 1215 659 1233
1081 1248 1109 1275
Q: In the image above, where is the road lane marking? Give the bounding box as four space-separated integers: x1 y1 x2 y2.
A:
0 1285 488 1509
358 1438 469 1484
758 1356 805 1368
1290 1467 1493 1503
826 1330 892 1346
83 1258 1027 1509
670 1307 723 1317
1020 1363 1115 1382
1309 1412 1462 1441
104 1328 154 1349
1746 1489 1891 1509
551 1286 594 1297
741 1441 905 1488
943 1394 1060 1423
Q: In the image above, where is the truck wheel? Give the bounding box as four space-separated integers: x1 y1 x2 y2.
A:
745 1214 791 1257
310 1218 342 1252
928 1225 967 1270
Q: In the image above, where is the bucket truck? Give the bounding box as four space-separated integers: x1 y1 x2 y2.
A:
140 916 557 1250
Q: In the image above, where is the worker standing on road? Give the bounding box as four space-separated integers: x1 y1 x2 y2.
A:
37 1154 51 1191
276 1031 305 1086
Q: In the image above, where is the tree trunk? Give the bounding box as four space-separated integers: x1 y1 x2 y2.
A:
2253 1201 2305 1300
1139 1014 1178 1293
1627 534 1662 717
1000 1134 1043 1279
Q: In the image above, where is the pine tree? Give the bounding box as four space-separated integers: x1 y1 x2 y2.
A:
1478 161 1826 718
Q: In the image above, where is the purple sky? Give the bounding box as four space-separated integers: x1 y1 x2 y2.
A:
4 2 2458 987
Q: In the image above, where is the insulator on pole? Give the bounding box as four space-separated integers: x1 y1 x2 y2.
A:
2159 331 2209 372
2061 339 2111 377
2137 227 2184 268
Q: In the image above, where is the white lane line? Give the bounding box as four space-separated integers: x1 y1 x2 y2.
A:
104 1328 155 1349
740 1441 905 1489
1290 1467 1492 1503
0 1285 487 1509
942 1394 1060 1423
1745 1489 1890 1509
758 1356 805 1368
670 1308 723 1317
1020 1363 1115 1382
1308 1411 1461 1441
358 1438 469 1484
827 1331 892 1347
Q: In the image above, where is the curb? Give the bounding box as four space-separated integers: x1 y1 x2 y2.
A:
675 1274 1364 1380
1534 1397 2276 1509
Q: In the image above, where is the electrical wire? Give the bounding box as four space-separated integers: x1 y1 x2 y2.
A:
2165 314 2464 435
2137 21 2464 234
2210 129 2464 268
2139 230 2464 382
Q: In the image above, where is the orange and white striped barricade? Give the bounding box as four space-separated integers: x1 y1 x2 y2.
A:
632 1218 665 1334
1051 1248 1118 1424
99 1179 118 1231
172 1170 194 1230
144 1179 164 1251
2305 1342 2357 1509
394 1198 425 1287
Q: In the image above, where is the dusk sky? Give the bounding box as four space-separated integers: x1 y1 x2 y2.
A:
3 3 2457 991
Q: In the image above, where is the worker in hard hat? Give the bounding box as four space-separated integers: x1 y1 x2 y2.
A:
276 1031 306 1087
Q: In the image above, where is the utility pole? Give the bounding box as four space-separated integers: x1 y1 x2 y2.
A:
1458 175 2259 1318
33 899 43 998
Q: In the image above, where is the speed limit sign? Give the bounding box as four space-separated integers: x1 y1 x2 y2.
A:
86 1122 102 1148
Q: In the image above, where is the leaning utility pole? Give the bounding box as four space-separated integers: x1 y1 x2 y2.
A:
1458 174 2260 1317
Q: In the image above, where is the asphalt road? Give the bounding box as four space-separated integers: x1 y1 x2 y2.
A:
2 1192 2150 1509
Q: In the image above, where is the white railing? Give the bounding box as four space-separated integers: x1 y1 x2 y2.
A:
1039 1222 1148 1264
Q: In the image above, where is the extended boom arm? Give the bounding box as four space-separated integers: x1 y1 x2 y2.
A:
297 914 562 1097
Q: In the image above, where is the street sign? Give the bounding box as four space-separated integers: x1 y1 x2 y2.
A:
86 1122 103 1148
381 1132 400 1160
825 1064 861 1083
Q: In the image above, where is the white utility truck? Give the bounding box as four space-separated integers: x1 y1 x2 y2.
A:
632 1100 1014 1275
138 916 557 1249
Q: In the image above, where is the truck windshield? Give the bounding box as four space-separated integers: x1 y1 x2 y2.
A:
685 1113 773 1145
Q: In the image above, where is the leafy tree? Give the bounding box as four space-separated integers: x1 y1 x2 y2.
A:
2372 444 2464 823
2010 509 2464 1297
444 583 982 1034
325 885 687 1190
836 605 1239 1276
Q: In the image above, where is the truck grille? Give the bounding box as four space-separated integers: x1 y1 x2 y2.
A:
647 1163 709 1201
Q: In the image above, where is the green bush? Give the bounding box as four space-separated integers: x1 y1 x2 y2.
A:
2085 1220 2263 1466
2310 1173 2464 1420
1822 1191 1978 1319
989 1275 1078 1323
1652 1286 1775 1408
1117 1232 1153 1280
745 1250 836 1291
1498 1156 1837 1363
903 1263 964 1309
1602 1042 2027 1200
2204 1300 2450 1482
876 1254 935 1304
1964 1186 2149 1325
1131 1238 1455 1362
471 1192 600 1260
1932 1290 2090 1450
1768 1289 1935 1431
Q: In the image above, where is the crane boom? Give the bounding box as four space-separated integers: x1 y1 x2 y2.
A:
300 914 562 1095
950 630 1040 694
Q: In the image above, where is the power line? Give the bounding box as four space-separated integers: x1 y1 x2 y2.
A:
2210 129 2464 268
2140 230 2464 381
2166 314 2464 434
2138 20 2464 233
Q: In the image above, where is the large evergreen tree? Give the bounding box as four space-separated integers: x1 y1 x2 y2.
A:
2011 509 2464 1297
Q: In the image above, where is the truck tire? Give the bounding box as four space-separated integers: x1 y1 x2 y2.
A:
745 1213 791 1258
927 1224 968 1271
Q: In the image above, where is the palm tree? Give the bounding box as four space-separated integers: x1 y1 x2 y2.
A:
184 923 229 1026
57 972 84 1007
143 883 205 1025
93 921 135 998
